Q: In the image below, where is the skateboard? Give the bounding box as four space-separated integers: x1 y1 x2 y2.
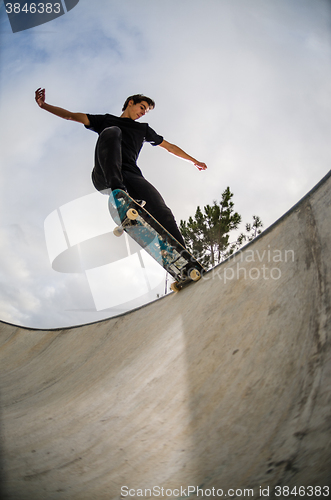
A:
108 189 205 292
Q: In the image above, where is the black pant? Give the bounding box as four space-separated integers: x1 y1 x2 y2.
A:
91 126 185 247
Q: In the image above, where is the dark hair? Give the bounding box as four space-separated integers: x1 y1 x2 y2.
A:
122 94 155 111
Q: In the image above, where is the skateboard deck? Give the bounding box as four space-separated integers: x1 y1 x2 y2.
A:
108 189 205 291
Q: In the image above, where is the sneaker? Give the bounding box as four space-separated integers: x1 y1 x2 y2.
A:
115 189 146 208
135 199 146 208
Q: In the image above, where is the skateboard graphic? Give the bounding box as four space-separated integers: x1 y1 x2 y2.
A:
108 189 204 292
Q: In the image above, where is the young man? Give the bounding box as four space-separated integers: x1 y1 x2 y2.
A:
35 88 207 247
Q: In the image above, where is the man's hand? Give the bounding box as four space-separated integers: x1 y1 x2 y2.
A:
35 87 45 108
159 140 207 170
34 88 90 126
194 161 207 171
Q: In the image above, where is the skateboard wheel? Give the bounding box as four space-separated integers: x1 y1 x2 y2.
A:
113 226 124 237
170 282 182 293
189 269 201 281
127 208 138 220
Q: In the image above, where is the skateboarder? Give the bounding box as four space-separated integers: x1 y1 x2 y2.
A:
35 88 207 247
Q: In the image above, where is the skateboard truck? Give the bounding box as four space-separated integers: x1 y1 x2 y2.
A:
170 267 201 292
113 208 139 237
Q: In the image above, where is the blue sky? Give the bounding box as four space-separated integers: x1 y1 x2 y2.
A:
0 0 330 328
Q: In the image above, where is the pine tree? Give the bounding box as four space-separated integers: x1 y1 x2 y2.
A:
245 215 264 240
180 187 241 268
227 215 264 256
180 189 263 269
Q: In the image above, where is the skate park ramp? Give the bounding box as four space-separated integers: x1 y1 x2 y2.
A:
0 171 330 499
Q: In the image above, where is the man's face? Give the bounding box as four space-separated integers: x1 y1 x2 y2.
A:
127 100 150 120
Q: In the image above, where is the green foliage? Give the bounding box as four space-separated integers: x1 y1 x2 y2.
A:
227 215 264 256
244 215 264 241
180 188 263 269
180 187 241 268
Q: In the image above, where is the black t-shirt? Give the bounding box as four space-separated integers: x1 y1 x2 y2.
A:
85 113 163 175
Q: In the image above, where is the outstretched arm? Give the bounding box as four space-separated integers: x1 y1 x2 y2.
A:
35 88 90 126
159 140 207 171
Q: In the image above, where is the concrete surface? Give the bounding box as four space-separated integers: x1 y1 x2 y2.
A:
0 171 330 499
